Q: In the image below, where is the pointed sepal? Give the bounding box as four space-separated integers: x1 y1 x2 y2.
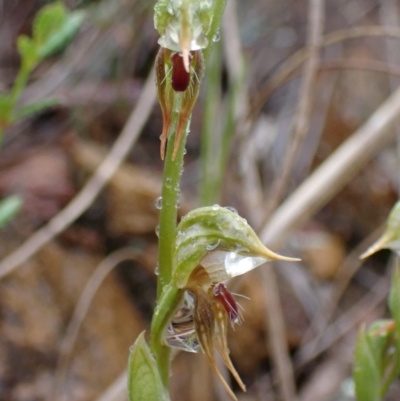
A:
360 201 400 259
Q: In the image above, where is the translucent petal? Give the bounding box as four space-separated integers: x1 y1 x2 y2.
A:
163 292 201 353
200 250 268 282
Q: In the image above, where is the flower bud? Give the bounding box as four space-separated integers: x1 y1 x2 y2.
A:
155 47 204 160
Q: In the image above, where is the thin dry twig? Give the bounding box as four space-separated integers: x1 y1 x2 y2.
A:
319 58 400 76
258 266 299 401
250 25 400 116
262 0 325 221
260 83 400 249
379 0 400 197
295 262 392 367
53 248 140 401
301 224 385 347
257 1 324 400
0 68 156 279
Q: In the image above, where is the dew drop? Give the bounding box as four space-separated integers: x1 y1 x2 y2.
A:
176 199 181 208
155 263 159 275
224 206 238 214
154 196 163 209
206 239 220 251
212 31 220 42
183 149 187 155
166 177 172 184
155 225 160 237
212 204 219 211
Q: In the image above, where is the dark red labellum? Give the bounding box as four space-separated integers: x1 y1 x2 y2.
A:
171 53 190 92
213 283 240 325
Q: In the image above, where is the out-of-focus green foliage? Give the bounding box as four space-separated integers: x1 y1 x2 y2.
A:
0 195 23 229
354 266 400 400
0 1 85 141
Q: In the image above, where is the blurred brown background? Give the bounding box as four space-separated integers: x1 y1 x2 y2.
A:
1 0 400 400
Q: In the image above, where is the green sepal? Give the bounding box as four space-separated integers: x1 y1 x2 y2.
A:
172 205 298 288
353 326 381 401
0 195 23 229
154 0 213 51
33 1 85 59
128 332 170 401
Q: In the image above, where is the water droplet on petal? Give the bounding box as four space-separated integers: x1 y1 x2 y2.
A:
155 263 159 275
155 225 160 237
212 31 220 42
176 199 181 208
224 206 238 214
206 239 220 251
212 204 219 211
154 196 163 209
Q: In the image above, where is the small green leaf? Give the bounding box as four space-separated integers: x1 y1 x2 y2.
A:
128 332 170 401
17 35 39 70
12 98 59 121
365 320 393 369
0 195 23 228
353 326 381 401
33 2 85 59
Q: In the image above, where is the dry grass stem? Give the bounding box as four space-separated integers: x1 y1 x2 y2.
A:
262 0 325 221
258 2 325 400
251 25 400 116
53 248 140 401
260 84 400 249
0 69 156 279
296 264 392 367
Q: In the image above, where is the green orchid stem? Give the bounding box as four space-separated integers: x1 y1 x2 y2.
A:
10 63 32 108
151 285 183 386
152 119 187 386
150 0 228 389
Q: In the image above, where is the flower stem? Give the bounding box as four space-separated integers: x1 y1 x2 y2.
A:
151 0 228 389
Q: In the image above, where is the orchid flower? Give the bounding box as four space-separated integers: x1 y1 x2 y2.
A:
151 205 300 400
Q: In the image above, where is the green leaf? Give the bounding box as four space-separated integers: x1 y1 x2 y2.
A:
12 98 59 121
33 2 85 59
353 326 381 401
17 35 39 70
128 332 170 401
0 195 23 228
